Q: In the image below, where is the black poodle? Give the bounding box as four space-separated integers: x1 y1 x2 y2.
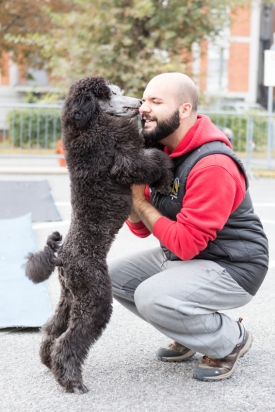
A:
24 76 173 394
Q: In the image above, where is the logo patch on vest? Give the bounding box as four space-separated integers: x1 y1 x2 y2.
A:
170 177 179 200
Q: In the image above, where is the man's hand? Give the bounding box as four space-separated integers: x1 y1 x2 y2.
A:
127 184 146 223
128 184 162 232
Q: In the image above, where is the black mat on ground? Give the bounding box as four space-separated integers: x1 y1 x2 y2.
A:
0 180 61 221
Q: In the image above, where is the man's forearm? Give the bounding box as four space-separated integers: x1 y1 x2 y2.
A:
133 199 162 232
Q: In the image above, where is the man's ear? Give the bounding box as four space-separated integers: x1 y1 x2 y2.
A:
179 103 192 119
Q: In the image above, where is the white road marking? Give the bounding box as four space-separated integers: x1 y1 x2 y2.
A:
261 219 275 225
32 220 70 229
254 203 275 207
55 202 71 206
34 200 275 275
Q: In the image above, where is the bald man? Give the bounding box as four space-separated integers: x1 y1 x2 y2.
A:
108 73 268 382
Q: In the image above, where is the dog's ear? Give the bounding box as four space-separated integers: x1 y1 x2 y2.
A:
71 95 98 129
62 77 111 129
63 92 99 130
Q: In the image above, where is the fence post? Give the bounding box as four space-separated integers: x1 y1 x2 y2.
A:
267 86 273 170
245 115 253 176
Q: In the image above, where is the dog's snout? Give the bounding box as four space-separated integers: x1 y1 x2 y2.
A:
138 99 142 105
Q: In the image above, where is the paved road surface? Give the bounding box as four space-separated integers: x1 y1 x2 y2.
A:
0 173 274 412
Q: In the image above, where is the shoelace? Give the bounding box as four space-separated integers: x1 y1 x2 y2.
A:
202 355 219 365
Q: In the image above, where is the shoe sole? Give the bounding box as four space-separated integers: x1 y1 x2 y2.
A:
193 331 253 382
158 349 196 362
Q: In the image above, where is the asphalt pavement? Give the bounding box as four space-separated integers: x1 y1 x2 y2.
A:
0 168 274 412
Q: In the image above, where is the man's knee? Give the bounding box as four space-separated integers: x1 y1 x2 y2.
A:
134 279 172 322
134 277 193 324
134 281 154 319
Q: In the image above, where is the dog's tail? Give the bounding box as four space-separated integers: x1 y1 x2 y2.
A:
24 232 63 284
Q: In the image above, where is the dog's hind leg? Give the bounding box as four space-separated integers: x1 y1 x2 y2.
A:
50 271 113 394
40 268 72 369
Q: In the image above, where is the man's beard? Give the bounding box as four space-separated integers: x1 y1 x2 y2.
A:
142 109 180 148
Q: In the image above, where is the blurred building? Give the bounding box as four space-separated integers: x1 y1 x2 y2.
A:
193 3 275 107
0 52 58 104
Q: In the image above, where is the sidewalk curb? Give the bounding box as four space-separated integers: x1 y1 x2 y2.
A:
252 170 275 178
0 167 69 174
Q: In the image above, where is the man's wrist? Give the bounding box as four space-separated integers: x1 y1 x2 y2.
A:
127 209 141 223
133 199 162 232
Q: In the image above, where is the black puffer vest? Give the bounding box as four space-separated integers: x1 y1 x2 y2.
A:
150 141 269 295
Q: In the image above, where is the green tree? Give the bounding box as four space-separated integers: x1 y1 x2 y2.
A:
2 0 252 96
0 0 69 71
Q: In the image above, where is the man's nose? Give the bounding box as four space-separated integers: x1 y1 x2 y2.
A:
139 100 150 113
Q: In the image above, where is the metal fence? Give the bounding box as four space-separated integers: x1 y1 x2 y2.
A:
0 103 62 161
0 103 275 171
202 111 275 172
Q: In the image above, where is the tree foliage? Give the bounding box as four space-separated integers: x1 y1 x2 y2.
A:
0 0 69 70
1 0 252 96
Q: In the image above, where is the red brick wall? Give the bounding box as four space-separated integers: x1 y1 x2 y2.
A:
228 5 251 93
199 40 208 92
230 5 251 36
228 43 250 92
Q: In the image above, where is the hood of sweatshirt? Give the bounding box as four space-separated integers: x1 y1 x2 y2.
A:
165 114 232 158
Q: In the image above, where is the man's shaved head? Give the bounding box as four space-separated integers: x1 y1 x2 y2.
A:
145 72 198 112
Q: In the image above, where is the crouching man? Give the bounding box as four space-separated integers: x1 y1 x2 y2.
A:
108 72 269 381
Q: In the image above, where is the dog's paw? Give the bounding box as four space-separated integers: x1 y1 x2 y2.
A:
66 382 89 395
150 169 173 195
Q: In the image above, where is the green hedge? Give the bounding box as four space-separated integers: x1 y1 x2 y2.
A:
6 108 62 148
207 113 272 152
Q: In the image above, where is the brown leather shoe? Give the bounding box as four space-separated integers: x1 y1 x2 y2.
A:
157 341 196 362
193 321 253 381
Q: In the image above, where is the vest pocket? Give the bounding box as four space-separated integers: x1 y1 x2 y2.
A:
201 241 229 259
203 240 249 262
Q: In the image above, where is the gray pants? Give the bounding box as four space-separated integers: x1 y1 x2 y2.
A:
108 247 253 358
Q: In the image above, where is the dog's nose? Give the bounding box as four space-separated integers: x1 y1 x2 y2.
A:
138 99 142 104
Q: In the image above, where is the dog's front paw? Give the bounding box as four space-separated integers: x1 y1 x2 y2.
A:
150 169 173 195
148 150 174 194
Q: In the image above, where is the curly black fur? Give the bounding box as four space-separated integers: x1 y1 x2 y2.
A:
24 76 173 394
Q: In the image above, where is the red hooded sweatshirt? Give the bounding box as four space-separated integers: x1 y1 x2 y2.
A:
126 114 246 261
